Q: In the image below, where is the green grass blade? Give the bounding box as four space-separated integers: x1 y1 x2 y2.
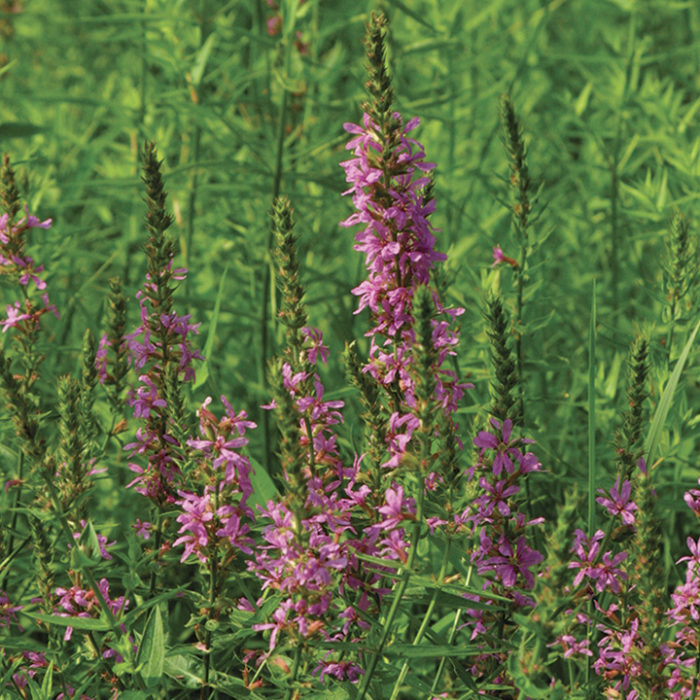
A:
645 317 700 465
193 265 227 390
587 281 597 534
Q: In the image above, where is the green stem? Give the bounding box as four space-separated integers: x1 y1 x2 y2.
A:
149 513 163 597
202 478 220 697
357 478 426 700
428 566 473 698
390 540 451 700
285 642 303 700
516 228 526 429
261 66 291 474
1 451 24 590
609 151 620 313
185 1 211 294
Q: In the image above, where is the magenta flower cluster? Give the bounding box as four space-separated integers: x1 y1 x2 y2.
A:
119 263 203 503
461 418 543 676
173 395 256 563
552 464 700 698
0 208 58 333
340 111 469 467
246 327 429 682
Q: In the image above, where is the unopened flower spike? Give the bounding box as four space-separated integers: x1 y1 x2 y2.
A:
484 293 520 426
500 94 532 235
614 335 648 482
272 195 309 366
1 153 20 219
364 11 394 131
663 211 697 359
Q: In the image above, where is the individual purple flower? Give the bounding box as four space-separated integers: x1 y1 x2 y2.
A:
474 477 521 518
132 518 152 540
173 488 215 563
301 326 330 364
491 245 518 268
1 300 31 331
0 589 22 629
553 634 593 658
314 658 364 683
127 374 168 419
568 529 605 588
683 478 700 518
596 477 638 526
19 206 52 230
592 550 629 593
473 418 528 477
482 534 543 589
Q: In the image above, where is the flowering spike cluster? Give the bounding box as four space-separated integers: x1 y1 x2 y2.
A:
272 196 308 351
123 144 203 504
172 396 256 563
252 331 368 681
363 11 393 129
0 201 57 336
252 328 426 682
550 454 700 697
340 102 467 470
663 482 700 697
1 153 21 219
462 417 543 671
0 162 56 467
249 193 426 680
96 276 129 409
56 375 95 512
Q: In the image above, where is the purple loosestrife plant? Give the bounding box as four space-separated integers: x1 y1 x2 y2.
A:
663 487 700 698
549 459 688 699
248 198 385 688
340 18 467 476
460 417 543 687
122 144 203 514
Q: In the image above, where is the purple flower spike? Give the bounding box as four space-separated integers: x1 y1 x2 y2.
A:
596 477 638 526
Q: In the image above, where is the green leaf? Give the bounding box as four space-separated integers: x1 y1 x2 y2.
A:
248 456 278 509
384 643 485 658
122 585 187 628
645 317 700 465
164 654 202 689
193 265 227 390
137 605 165 686
574 82 593 116
39 662 54 696
304 689 351 700
0 122 45 139
191 33 217 87
79 519 103 560
0 59 16 78
28 612 110 631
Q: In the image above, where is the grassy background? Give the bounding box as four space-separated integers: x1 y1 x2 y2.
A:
1 0 698 558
